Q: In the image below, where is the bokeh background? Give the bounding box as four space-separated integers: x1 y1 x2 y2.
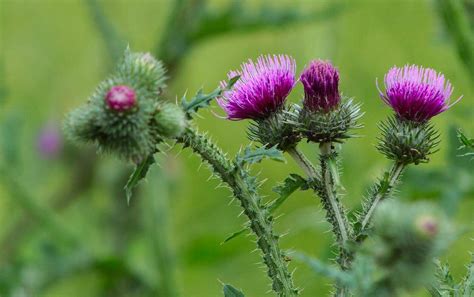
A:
0 0 473 296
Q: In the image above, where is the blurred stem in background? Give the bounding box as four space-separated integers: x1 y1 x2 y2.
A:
156 0 342 74
436 0 474 80
144 157 179 297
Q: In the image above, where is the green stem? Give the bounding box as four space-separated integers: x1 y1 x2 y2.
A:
318 143 352 297
286 147 319 180
358 162 405 239
319 143 351 246
178 127 298 297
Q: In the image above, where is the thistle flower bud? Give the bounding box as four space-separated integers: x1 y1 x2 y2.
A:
64 49 167 162
218 54 296 120
297 60 362 143
154 103 187 138
378 65 461 122
105 85 136 111
301 60 340 112
366 200 452 295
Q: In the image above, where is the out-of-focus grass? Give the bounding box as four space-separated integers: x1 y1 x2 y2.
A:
0 0 472 296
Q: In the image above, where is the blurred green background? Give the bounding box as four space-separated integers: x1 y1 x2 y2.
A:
0 0 473 296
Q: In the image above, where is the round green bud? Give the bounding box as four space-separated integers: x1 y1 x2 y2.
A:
154 103 187 138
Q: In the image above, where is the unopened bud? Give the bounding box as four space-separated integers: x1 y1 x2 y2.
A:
105 85 136 111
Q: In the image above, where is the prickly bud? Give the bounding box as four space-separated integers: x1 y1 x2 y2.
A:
64 49 167 162
154 103 187 138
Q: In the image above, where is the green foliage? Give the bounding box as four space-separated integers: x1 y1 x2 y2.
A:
223 284 245 297
430 255 474 297
124 154 156 204
235 145 285 166
457 129 474 158
268 174 308 213
377 116 440 165
223 173 307 244
181 75 239 118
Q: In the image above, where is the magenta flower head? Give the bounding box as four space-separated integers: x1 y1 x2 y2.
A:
378 65 461 122
105 85 136 111
300 60 340 112
218 54 296 120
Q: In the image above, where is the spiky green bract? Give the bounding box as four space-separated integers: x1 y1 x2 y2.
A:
64 50 167 162
297 98 362 143
377 116 440 165
248 106 301 151
178 127 298 297
116 50 167 95
363 200 451 296
154 103 187 138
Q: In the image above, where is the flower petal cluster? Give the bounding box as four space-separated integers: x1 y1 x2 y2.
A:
378 65 459 122
218 54 296 120
300 60 340 112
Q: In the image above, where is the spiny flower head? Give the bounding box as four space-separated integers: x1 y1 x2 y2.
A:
378 65 460 122
218 54 296 120
300 60 340 112
106 85 136 111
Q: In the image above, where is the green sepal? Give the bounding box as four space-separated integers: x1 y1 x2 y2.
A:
223 284 245 297
181 75 239 117
124 154 156 204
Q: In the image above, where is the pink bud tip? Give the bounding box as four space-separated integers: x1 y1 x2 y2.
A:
105 85 136 111
416 215 439 238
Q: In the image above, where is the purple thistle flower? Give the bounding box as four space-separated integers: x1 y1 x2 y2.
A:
300 60 341 112
37 123 62 158
378 65 461 122
218 54 296 120
106 85 136 111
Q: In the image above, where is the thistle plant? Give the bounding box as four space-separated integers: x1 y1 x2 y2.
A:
64 49 470 297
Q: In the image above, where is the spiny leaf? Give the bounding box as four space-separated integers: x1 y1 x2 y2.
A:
457 129 474 159
181 75 239 117
223 174 307 244
294 253 353 286
124 154 155 204
268 174 307 213
223 284 245 297
221 228 247 244
236 145 285 166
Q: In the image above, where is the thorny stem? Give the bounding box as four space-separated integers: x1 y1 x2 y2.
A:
318 142 352 297
287 147 319 180
358 162 405 239
319 143 351 246
178 127 298 297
